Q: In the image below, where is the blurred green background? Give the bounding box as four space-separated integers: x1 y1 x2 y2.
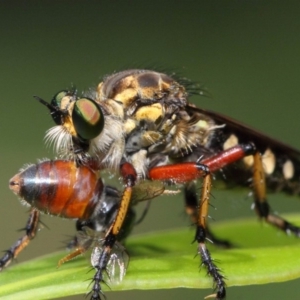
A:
1 1 300 299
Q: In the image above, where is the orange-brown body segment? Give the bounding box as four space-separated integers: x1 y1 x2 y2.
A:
10 160 103 220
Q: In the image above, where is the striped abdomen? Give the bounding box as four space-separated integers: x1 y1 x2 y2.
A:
9 160 104 220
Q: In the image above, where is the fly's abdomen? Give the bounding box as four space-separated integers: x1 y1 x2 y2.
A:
213 127 300 195
261 149 300 194
9 160 103 219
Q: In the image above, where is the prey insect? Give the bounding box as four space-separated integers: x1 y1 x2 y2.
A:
0 159 169 296
20 69 300 299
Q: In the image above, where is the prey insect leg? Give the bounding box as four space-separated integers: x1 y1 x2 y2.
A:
89 162 137 300
0 209 40 271
58 221 95 268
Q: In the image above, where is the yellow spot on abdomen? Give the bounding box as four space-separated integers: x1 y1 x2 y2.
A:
283 159 294 180
262 148 276 175
223 134 238 150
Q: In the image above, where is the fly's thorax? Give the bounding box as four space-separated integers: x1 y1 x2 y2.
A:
123 119 136 134
99 98 125 119
96 69 187 115
123 102 217 161
147 109 217 159
134 103 164 123
123 111 217 177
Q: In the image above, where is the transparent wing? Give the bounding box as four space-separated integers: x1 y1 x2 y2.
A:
91 241 129 285
106 242 129 284
131 179 179 204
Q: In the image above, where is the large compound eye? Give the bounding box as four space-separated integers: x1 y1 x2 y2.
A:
72 98 104 140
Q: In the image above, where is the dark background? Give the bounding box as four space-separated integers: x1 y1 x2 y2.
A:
1 1 300 299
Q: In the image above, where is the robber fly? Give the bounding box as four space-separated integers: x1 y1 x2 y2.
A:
34 69 300 300
0 159 168 295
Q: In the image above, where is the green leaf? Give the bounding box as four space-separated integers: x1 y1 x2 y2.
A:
1 214 300 299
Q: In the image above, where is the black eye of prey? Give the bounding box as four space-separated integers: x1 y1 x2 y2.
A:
51 90 69 108
45 90 71 125
34 91 70 126
72 98 104 141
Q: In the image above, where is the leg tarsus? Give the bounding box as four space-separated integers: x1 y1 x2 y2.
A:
89 233 116 300
195 174 226 300
0 250 14 271
265 213 300 237
89 267 107 300
254 190 300 237
198 243 226 300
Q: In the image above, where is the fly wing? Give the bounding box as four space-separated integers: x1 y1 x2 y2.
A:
91 242 128 285
190 106 300 159
106 242 129 284
131 180 165 204
184 105 300 194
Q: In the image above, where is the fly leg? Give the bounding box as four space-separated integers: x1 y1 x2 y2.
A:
252 152 300 236
155 163 227 297
184 183 232 248
89 162 137 300
0 209 39 271
196 174 226 300
149 144 255 183
149 144 256 300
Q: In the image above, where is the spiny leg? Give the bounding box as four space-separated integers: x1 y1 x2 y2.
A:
58 247 87 268
0 209 39 271
184 183 232 248
148 144 258 300
196 174 226 300
252 152 300 236
89 162 136 300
